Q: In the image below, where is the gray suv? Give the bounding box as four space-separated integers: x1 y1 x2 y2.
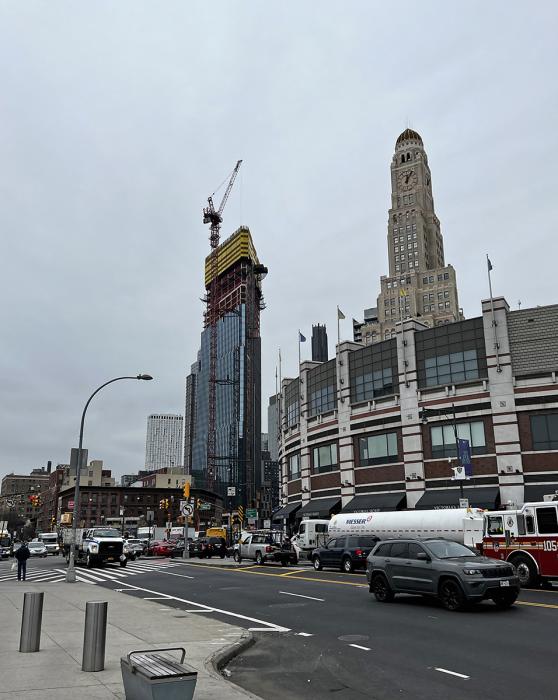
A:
367 538 520 611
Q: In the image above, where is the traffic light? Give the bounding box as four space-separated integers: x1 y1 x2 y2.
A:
166 498 170 510
183 482 190 499
159 499 165 510
196 498 201 509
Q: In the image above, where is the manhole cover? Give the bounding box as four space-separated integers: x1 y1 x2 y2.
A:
338 634 370 643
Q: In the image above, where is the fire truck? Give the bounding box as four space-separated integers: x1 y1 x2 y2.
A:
481 500 558 587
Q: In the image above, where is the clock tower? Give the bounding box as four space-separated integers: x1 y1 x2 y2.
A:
356 129 462 344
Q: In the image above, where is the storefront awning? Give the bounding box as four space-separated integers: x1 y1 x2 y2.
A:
524 484 558 503
415 486 500 510
342 492 406 513
272 502 301 521
299 497 341 519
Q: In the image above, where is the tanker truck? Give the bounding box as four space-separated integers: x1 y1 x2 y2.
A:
328 508 484 548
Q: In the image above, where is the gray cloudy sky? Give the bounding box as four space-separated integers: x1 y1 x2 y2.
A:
1 2 557 481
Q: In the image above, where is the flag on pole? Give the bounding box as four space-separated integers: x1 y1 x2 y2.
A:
337 307 346 320
487 255 493 271
399 287 407 297
299 332 306 342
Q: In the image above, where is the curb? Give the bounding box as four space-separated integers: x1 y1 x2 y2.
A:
206 630 262 699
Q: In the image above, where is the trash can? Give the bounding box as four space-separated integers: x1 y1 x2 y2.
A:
120 647 197 700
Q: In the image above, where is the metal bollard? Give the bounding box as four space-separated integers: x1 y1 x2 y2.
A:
82 601 108 672
19 592 44 653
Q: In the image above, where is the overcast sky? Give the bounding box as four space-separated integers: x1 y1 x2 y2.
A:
1 2 557 481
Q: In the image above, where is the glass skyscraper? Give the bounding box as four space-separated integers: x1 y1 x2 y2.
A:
187 227 266 507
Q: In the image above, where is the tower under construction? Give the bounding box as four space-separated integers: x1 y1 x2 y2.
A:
187 226 267 508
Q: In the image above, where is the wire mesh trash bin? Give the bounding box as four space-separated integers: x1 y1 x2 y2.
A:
120 647 197 700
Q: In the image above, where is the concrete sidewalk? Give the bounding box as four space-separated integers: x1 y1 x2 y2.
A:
0 582 261 699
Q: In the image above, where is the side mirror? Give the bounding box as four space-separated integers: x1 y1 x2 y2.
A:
416 552 430 562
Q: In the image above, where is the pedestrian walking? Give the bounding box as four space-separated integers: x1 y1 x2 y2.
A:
15 541 30 581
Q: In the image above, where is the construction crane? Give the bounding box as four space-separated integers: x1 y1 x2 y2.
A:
203 159 242 492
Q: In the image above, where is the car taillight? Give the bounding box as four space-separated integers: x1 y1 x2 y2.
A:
355 549 363 557
266 546 272 553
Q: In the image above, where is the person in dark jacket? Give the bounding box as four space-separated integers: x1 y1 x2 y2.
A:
15 542 30 581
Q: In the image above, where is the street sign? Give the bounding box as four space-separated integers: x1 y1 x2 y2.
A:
247 518 257 525
6 499 15 508
459 498 469 509
200 503 211 510
246 508 258 518
263 519 271 528
181 501 194 517
227 486 236 497
458 439 473 477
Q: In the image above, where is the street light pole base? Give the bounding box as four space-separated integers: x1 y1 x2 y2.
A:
65 568 76 583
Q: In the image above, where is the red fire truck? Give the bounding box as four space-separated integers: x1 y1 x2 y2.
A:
481 500 558 587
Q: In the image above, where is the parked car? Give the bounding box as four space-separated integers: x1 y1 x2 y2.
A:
191 537 226 559
312 535 379 573
169 539 195 558
28 542 48 558
124 538 146 558
151 541 177 557
234 531 297 566
367 538 520 611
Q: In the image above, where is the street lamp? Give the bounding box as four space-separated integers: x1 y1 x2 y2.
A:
65 374 153 583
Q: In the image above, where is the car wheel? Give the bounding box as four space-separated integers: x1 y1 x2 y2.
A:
342 557 353 573
256 551 264 565
372 574 395 602
439 579 466 611
512 554 539 588
491 591 518 609
313 556 322 571
233 550 241 563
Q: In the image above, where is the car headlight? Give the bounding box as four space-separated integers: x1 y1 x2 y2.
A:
463 568 482 575
123 545 129 553
90 543 99 553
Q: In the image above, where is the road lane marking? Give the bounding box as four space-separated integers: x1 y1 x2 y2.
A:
112 582 291 632
152 570 194 580
349 644 371 651
434 668 469 680
143 596 171 600
296 632 313 637
184 609 215 612
516 600 558 610
279 569 307 577
279 591 325 602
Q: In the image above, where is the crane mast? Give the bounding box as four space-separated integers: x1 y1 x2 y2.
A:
203 160 242 492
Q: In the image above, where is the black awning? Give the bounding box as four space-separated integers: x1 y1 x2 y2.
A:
299 497 341 518
524 484 558 502
342 492 406 513
415 486 500 510
272 502 301 521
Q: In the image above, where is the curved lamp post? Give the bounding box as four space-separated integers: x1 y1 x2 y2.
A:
65 374 153 583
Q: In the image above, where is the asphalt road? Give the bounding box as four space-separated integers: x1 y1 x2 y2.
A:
3 556 557 699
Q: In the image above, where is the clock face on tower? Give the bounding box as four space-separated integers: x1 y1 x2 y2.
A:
398 169 418 191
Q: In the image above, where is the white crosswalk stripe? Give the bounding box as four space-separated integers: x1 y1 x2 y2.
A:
0 559 182 585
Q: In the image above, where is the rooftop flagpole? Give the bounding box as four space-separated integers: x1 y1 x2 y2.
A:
487 255 501 373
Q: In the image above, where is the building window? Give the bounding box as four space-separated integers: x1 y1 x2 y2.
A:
312 443 338 474
358 432 398 466
423 276 428 284
444 272 449 280
444 291 449 298
285 379 300 427
288 453 301 480
530 414 558 451
430 421 486 458
424 349 479 386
